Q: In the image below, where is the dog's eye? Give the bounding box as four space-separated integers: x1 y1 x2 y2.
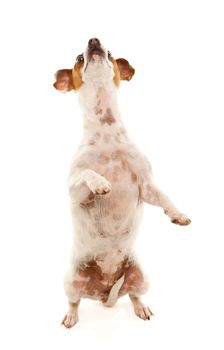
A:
76 54 84 62
108 51 112 59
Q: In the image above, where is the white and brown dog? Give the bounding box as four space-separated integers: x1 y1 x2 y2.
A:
54 38 191 328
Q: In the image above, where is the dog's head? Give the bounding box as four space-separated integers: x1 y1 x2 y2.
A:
53 38 135 92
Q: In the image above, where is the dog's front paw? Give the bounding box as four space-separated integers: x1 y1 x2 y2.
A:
171 214 191 226
88 176 112 195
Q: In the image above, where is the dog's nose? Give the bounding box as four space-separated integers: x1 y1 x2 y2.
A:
88 38 101 47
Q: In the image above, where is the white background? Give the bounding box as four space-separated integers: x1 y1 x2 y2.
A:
0 0 224 349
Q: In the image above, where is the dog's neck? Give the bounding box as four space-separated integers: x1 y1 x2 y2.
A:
78 80 125 137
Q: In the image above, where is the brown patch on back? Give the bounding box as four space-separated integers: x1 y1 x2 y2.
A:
100 108 116 125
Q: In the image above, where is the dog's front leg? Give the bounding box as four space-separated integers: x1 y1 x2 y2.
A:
141 181 191 226
68 169 111 205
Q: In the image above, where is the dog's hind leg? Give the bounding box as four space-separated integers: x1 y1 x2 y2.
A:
118 260 153 321
61 270 82 328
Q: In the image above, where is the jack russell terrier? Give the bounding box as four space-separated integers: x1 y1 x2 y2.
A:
54 38 191 328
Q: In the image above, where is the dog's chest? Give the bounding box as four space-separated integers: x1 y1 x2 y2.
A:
92 146 140 206
78 146 140 238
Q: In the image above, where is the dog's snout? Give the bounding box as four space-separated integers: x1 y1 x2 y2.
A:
87 38 105 62
88 38 100 47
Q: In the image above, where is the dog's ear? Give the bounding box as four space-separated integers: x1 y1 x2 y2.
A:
53 69 74 92
116 58 135 81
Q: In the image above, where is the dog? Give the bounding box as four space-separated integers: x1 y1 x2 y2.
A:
53 38 191 328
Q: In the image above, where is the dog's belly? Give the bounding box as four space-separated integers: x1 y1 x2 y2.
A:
72 178 143 272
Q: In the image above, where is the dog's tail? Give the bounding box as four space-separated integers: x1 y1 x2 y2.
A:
104 274 125 307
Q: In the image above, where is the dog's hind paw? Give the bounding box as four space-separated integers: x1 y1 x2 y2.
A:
171 214 191 226
61 312 78 329
134 304 154 321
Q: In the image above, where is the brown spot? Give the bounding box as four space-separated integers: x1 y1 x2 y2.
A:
111 150 123 161
100 108 116 125
95 107 103 115
99 231 109 238
131 172 137 183
98 153 110 164
89 139 95 145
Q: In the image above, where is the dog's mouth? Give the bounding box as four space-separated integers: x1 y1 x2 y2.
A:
87 38 105 62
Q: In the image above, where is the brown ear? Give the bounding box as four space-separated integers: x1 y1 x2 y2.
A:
116 58 135 81
53 69 74 92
